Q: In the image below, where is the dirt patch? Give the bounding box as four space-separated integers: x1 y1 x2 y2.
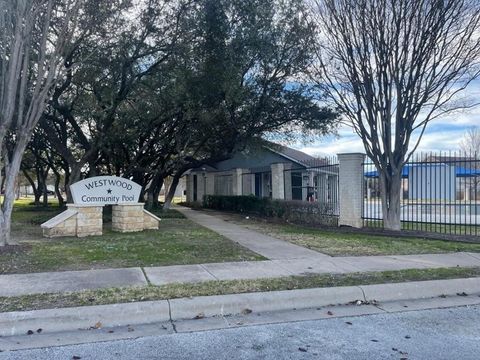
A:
0 244 31 255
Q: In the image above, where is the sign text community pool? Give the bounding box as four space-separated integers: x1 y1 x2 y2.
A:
70 176 141 205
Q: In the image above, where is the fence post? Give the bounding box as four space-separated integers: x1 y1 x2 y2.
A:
338 153 365 228
271 163 285 199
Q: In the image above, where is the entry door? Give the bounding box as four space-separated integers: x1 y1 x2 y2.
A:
254 173 262 197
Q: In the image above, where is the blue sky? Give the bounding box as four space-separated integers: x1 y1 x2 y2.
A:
292 80 480 157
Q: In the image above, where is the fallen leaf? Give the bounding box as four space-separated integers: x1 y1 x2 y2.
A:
36 329 42 334
371 339 379 342
345 321 353 325
93 321 102 329
327 311 333 316
72 356 81 360
241 308 252 315
405 335 411 339
457 292 468 297
26 330 34 335
194 312 205 320
298 347 307 352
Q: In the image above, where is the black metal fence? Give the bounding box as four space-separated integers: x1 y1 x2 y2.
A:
283 157 339 226
363 152 480 236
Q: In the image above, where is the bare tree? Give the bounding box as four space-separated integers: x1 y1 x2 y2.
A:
0 0 79 246
310 0 480 230
460 127 480 155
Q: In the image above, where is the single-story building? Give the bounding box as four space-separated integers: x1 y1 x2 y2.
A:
185 142 338 204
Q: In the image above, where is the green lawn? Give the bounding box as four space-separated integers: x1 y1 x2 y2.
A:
2 266 479 313
1 200 264 274
216 212 480 256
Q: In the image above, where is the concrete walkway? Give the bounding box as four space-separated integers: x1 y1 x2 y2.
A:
174 207 328 260
2 207 480 297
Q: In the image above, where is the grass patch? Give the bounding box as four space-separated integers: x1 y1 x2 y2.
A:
148 208 186 219
273 224 480 256
365 219 480 236
216 212 480 256
2 202 264 274
2 266 479 313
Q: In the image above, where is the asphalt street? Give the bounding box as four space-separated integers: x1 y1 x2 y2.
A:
1 305 479 360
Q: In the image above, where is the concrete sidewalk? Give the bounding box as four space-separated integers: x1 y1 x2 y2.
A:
0 268 148 297
1 206 480 297
2 251 480 297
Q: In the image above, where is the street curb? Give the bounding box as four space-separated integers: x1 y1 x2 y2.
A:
0 301 170 337
361 277 480 303
1 277 480 337
169 286 363 319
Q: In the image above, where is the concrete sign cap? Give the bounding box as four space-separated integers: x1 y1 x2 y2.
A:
70 176 141 205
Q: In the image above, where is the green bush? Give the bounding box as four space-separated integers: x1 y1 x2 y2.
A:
202 195 337 226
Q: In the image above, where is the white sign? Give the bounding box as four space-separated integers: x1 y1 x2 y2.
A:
70 176 142 205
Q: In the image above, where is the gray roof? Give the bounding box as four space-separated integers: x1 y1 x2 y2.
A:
264 143 319 167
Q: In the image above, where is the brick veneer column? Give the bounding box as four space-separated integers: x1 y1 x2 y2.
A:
271 163 285 200
232 168 244 196
112 203 144 232
338 153 365 228
67 204 103 237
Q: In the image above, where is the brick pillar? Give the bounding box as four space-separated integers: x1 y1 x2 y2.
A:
112 203 144 232
67 204 103 237
232 168 244 196
241 170 252 195
205 173 215 195
271 163 285 200
186 175 193 202
283 163 292 200
338 153 365 228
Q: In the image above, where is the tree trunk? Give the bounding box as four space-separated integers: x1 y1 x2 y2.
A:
379 170 402 231
0 143 26 246
66 163 83 203
35 167 43 206
152 180 163 208
23 170 39 205
163 174 181 210
53 172 65 207
146 174 164 209
41 168 48 207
